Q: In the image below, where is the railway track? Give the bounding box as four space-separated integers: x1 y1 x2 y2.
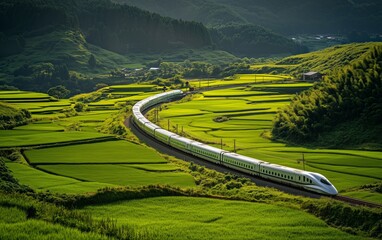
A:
127 116 321 199
332 195 382 208
126 91 381 208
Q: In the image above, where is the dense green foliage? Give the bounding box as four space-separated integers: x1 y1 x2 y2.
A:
302 200 382 238
0 0 216 93
115 0 382 35
0 0 211 54
0 157 33 193
210 24 308 57
0 102 31 129
272 46 382 147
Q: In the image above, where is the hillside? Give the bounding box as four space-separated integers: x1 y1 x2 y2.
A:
0 0 211 55
0 30 133 94
0 0 230 93
272 45 382 149
251 42 382 77
0 102 31 129
210 24 307 57
112 0 310 57
114 0 382 35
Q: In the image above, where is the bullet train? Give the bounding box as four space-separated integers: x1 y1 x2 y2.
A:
132 90 338 196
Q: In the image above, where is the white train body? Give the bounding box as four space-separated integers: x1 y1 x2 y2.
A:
132 90 338 196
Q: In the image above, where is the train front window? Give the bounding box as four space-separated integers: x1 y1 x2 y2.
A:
320 178 331 186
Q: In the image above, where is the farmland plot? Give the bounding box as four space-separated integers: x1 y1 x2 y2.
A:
158 82 382 204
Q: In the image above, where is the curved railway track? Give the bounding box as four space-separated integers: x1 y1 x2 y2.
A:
332 195 382 208
126 92 381 208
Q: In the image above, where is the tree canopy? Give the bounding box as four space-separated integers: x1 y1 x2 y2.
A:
272 46 382 147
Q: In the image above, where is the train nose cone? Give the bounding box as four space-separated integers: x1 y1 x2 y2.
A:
329 186 338 196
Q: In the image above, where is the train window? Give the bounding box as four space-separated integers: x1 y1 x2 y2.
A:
320 178 331 185
303 176 305 181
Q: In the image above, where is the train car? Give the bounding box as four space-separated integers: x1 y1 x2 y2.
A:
169 135 194 153
221 152 261 176
190 142 225 164
142 121 160 137
131 90 338 196
154 128 176 145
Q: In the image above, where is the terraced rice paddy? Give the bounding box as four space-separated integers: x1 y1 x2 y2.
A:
187 74 291 89
2 85 195 193
16 141 194 191
158 81 382 204
84 196 359 240
0 131 113 148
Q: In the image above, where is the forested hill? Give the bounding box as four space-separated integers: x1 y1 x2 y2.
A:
114 0 382 35
272 45 382 149
210 25 307 57
0 0 211 55
0 102 31 130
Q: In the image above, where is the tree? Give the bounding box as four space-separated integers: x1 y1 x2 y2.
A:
47 85 70 99
88 54 97 68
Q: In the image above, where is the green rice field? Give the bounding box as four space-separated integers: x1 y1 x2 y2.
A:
0 131 114 148
187 74 290 89
17 141 195 191
1 77 378 239
84 196 360 240
1 86 195 193
158 81 382 204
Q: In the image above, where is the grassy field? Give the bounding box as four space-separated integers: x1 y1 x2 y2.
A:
5 162 116 193
25 141 167 164
84 196 360 240
0 205 107 240
0 131 114 148
19 140 195 189
1 86 197 193
187 74 291 89
158 80 382 204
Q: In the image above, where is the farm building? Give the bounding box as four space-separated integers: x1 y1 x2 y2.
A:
302 71 323 81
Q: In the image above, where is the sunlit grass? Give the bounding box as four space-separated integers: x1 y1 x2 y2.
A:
84 196 359 240
0 131 113 148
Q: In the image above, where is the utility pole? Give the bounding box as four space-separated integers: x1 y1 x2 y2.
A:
176 124 178 134
297 153 306 171
220 138 223 149
302 153 305 170
234 139 236 153
168 119 170 131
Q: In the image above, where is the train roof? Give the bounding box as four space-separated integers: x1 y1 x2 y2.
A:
261 162 306 174
170 134 195 144
224 152 264 164
155 128 177 136
192 142 226 154
144 121 160 130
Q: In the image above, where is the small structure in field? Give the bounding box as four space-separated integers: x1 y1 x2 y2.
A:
302 71 323 81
